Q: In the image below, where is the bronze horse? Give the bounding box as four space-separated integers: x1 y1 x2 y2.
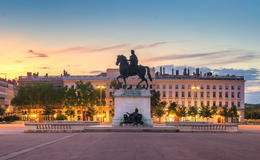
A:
116 55 152 89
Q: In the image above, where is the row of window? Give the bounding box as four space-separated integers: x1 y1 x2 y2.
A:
157 84 241 90
162 91 241 99
173 101 241 108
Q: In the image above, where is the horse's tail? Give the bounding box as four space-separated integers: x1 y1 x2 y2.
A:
145 66 153 82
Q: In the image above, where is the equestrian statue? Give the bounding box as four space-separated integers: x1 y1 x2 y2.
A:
116 50 152 89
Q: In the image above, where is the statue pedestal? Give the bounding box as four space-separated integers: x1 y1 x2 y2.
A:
112 89 153 127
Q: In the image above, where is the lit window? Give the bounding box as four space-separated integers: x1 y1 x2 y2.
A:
225 92 228 98
194 92 197 98
225 85 229 90
162 91 166 98
163 85 166 89
169 91 172 97
219 92 222 98
238 92 241 98
225 102 228 107
232 92 234 98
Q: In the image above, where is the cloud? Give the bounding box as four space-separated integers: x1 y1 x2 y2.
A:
28 50 48 58
55 46 90 54
55 44 129 54
147 49 230 62
15 61 23 63
246 91 260 104
39 67 50 70
133 42 167 50
89 70 105 74
54 42 166 54
147 49 259 65
91 44 129 52
200 55 256 66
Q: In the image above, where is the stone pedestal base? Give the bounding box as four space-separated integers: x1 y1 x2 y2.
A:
112 89 153 127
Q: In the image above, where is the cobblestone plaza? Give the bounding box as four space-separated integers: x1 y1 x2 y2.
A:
0 124 260 160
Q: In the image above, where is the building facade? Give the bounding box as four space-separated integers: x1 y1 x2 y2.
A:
18 68 245 123
62 68 245 123
0 78 17 113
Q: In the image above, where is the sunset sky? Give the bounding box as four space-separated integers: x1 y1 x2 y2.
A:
0 0 260 103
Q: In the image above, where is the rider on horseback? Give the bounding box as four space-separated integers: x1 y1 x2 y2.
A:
128 50 138 75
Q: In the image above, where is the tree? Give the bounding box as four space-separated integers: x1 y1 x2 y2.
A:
150 90 161 116
176 106 187 121
187 106 198 121
199 106 212 122
65 108 75 120
229 105 239 123
11 83 66 120
245 104 260 120
153 101 167 123
75 81 101 120
168 102 177 116
211 106 218 116
0 107 5 117
110 80 122 90
55 114 67 120
150 90 167 123
85 106 96 121
219 106 229 123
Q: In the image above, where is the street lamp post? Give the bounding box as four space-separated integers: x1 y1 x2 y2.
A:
96 85 106 123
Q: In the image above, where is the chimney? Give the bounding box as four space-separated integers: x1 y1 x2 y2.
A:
183 68 187 75
188 68 190 76
172 68 174 75
27 72 32 77
160 67 162 75
163 67 165 75
196 68 199 75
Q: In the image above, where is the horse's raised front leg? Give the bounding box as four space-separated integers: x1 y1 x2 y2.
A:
116 75 122 83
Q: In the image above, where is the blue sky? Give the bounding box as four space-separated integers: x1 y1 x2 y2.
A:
0 0 260 103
